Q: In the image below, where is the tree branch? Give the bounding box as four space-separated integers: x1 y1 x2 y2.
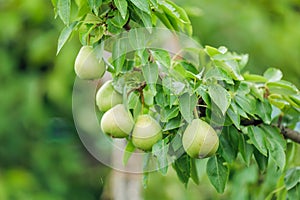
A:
240 119 263 126
280 126 300 144
240 119 300 144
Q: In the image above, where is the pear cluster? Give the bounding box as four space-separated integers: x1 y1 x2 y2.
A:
95 80 162 151
95 80 219 156
74 46 219 157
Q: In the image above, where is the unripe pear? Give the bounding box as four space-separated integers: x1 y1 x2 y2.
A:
96 80 123 112
182 119 219 158
74 46 106 80
132 115 162 151
101 104 134 138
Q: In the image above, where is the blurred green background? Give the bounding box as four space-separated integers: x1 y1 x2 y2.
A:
0 0 299 199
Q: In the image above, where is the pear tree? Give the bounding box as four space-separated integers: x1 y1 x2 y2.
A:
53 0 300 197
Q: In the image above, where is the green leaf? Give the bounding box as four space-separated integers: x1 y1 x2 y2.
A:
129 0 151 14
284 95 300 109
219 126 239 163
290 94 300 106
128 28 148 50
233 101 249 119
234 94 256 115
127 92 142 120
179 93 197 123
142 63 159 92
261 125 286 150
180 61 199 75
245 126 268 156
266 80 299 95
162 77 186 96
249 83 264 101
107 20 123 35
204 67 234 84
112 37 127 74
158 0 192 35
88 0 102 15
154 11 175 31
152 138 169 175
206 156 229 193
57 0 71 25
56 21 78 55
236 82 251 95
253 148 268 172
226 106 240 129
172 154 190 186
133 7 153 32
114 0 128 19
261 125 286 171
285 167 300 190
110 10 129 28
159 0 190 24
208 84 231 115
264 68 283 82
268 94 290 109
197 85 211 108
287 185 300 200
190 158 199 185
255 99 272 124
78 23 104 46
122 140 136 166
205 46 224 57
160 106 179 122
267 140 286 171
170 132 183 153
150 49 171 68
243 73 267 83
143 87 155 105
163 116 183 131
83 13 102 24
157 0 192 35
213 59 244 81
76 0 90 17
238 134 253 166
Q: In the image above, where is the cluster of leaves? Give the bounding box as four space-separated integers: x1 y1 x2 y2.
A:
112 44 300 195
52 0 192 54
53 0 300 197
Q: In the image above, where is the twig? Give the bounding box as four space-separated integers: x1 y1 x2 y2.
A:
126 81 147 97
240 119 263 126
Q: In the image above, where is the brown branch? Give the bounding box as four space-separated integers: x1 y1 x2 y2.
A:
126 81 146 97
280 126 300 144
240 119 263 126
240 119 300 144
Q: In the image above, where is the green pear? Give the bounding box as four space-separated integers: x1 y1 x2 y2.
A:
182 119 219 158
96 80 123 112
74 46 106 80
101 104 134 138
132 115 162 151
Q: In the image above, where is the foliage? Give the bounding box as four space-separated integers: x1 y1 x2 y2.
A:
53 0 300 198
